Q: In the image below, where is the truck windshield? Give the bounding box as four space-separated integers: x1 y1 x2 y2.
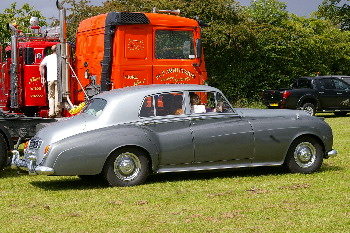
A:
291 79 312 89
82 98 107 117
155 30 194 59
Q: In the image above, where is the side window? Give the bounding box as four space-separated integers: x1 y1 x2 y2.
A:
24 47 35 65
292 79 311 88
155 30 194 59
216 92 234 113
189 91 233 114
140 93 184 117
319 79 334 90
333 79 349 90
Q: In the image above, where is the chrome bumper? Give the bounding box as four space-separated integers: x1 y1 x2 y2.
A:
326 149 338 158
11 150 54 175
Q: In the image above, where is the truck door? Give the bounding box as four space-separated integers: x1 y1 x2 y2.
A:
118 26 153 88
333 79 350 109
316 78 338 109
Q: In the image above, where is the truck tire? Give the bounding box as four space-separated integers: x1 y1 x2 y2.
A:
0 134 8 170
301 103 316 116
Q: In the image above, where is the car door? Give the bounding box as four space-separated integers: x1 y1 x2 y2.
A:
333 79 350 109
139 93 194 165
187 91 254 163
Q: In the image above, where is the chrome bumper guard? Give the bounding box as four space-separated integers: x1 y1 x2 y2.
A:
326 149 338 158
11 150 54 175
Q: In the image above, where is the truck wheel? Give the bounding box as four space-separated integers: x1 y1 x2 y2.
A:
301 103 316 116
284 137 323 174
0 134 8 170
103 148 150 187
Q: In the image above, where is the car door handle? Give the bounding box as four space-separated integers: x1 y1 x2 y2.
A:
337 93 343 95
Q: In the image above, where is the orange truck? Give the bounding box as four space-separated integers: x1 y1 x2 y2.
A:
71 9 207 103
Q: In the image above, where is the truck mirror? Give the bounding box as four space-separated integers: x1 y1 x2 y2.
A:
196 39 202 58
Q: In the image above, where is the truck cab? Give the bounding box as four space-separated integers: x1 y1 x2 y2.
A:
72 11 207 104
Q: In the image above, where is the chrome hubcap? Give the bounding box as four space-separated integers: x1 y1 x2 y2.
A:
294 142 316 168
114 152 141 181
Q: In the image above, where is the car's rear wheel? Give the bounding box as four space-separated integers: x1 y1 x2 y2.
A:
301 103 316 116
284 137 323 174
103 148 149 187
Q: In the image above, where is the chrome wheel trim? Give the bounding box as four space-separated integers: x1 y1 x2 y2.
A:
113 152 141 181
294 142 317 168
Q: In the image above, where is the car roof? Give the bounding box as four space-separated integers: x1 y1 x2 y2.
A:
93 84 220 101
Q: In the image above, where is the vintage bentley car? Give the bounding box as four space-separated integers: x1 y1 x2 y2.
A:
12 85 337 186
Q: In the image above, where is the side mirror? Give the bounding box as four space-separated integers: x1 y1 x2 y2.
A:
196 38 202 58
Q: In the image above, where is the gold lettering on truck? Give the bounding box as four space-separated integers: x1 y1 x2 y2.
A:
155 68 196 82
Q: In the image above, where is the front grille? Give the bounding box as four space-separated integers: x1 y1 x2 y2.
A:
28 138 42 149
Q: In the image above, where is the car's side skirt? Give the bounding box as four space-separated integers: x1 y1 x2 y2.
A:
156 160 282 173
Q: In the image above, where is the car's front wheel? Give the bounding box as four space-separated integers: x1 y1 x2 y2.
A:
284 137 323 174
103 148 150 187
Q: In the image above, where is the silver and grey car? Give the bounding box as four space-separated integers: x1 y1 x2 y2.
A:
12 84 337 186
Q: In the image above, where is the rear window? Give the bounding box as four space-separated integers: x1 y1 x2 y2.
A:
291 79 312 89
82 98 107 117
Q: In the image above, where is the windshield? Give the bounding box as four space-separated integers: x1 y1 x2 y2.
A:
155 30 194 59
82 98 107 117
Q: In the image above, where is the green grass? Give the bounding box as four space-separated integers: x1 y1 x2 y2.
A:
0 114 349 232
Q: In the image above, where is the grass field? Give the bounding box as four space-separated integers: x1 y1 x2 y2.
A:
0 114 349 232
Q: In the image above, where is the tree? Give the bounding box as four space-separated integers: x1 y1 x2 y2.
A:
246 0 289 25
316 0 350 30
0 2 47 48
